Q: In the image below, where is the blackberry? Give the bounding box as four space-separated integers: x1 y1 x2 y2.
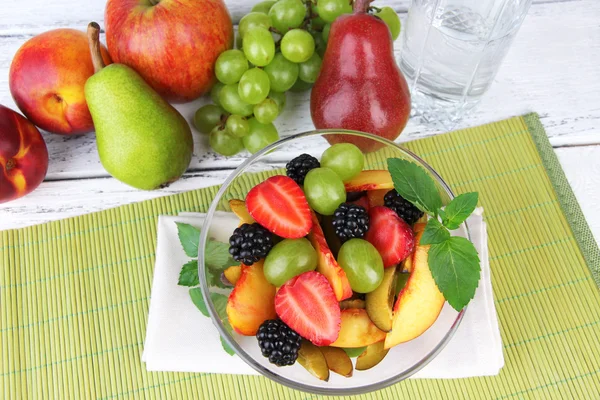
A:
331 203 370 242
286 154 320 185
383 190 424 225
256 319 302 366
228 223 273 265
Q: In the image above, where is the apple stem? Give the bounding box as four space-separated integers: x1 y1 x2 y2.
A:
87 22 106 74
353 0 373 13
5 159 16 172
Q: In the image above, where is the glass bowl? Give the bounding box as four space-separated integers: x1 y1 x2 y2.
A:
198 130 467 395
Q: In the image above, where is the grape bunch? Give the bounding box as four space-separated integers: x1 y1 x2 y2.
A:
194 0 401 156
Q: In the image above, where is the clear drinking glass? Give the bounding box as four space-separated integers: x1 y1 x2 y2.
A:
400 0 533 129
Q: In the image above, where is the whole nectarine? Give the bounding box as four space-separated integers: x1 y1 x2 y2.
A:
9 29 112 135
0 105 49 203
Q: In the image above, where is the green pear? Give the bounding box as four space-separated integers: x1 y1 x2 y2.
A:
84 22 193 190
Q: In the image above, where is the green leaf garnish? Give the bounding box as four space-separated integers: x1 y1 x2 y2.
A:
178 260 200 287
428 237 480 311
420 218 450 245
176 222 201 257
442 192 479 229
387 158 481 311
188 289 234 356
206 240 235 269
387 158 443 215
189 287 209 317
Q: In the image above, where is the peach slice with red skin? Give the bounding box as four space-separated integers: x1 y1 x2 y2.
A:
229 199 255 225
344 170 393 192
384 231 445 349
223 265 242 285
226 260 276 336
307 211 353 301
330 308 387 348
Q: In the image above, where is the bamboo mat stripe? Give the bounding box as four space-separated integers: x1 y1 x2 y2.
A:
1 113 599 399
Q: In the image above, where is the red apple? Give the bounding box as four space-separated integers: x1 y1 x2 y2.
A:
0 105 49 203
105 0 234 102
9 29 112 135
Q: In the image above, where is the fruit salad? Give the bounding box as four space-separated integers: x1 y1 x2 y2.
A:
217 143 479 381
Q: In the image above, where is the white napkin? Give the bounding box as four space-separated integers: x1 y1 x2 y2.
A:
142 208 503 378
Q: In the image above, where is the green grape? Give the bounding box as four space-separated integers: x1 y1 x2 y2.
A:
225 115 249 138
218 83 254 116
281 29 315 63
209 126 244 156
243 27 276 66
343 347 367 358
320 143 364 181
322 23 331 42
303 167 345 215
215 49 248 84
311 15 326 31
337 239 384 293
193 104 225 134
211 82 224 106
263 53 299 92
253 98 279 124
239 12 272 38
314 34 327 58
289 79 313 92
263 238 317 286
238 68 270 105
268 0 306 33
268 91 286 112
317 0 352 23
375 6 401 40
235 34 243 50
251 0 277 14
298 53 322 83
243 118 279 153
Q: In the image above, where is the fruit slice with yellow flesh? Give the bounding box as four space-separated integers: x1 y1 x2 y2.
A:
330 308 386 348
229 199 255 225
226 260 277 336
298 340 330 381
320 346 353 377
344 170 393 192
355 341 389 370
307 211 353 301
384 231 445 349
365 266 397 332
223 265 242 285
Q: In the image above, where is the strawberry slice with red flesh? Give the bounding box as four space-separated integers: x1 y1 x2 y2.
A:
275 271 341 346
365 206 415 267
245 175 313 239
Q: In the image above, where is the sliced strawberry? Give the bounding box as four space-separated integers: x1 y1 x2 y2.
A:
365 206 415 267
275 271 341 346
246 175 313 239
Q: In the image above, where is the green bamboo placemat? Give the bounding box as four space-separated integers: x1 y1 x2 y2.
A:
1 113 599 399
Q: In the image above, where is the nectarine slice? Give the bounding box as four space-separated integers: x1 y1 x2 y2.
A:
330 308 386 348
384 243 445 349
226 261 276 336
307 211 353 301
223 265 242 285
344 170 393 192
365 266 397 332
229 198 255 225
355 341 389 371
298 341 330 381
366 188 388 208
320 346 353 377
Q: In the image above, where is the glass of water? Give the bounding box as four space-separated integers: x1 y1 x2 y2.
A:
400 0 533 129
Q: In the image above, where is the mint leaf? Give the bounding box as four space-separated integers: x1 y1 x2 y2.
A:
420 218 450 245
429 237 480 311
387 158 442 215
220 336 235 356
178 260 199 287
206 240 237 270
176 222 200 257
443 192 479 230
189 287 209 317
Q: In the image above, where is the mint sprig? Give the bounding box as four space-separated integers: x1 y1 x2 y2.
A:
176 222 237 355
387 158 481 311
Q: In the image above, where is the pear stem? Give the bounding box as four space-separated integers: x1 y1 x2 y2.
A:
87 22 106 73
353 0 373 13
148 0 160 5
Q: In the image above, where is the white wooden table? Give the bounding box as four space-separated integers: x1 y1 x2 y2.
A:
1 0 599 244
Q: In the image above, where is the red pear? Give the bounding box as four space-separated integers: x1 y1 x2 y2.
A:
310 0 410 152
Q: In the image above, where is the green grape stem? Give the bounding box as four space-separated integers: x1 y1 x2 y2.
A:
353 0 373 14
